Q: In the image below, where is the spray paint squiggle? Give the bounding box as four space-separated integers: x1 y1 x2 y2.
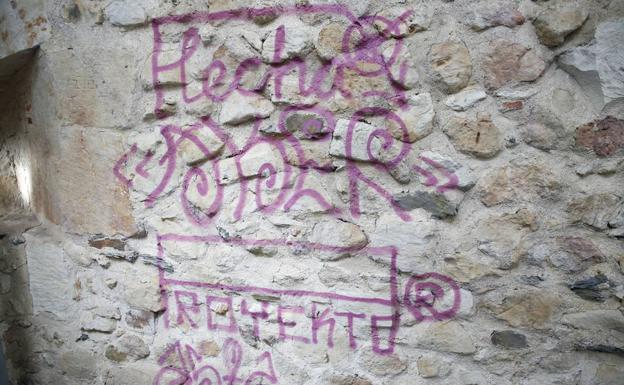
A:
153 338 278 385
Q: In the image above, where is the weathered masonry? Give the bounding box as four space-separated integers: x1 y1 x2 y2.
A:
0 1 623 384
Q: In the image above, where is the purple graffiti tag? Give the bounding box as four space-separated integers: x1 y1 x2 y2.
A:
370 313 401 355
114 4 468 225
222 338 242 385
150 5 411 114
207 296 237 333
152 366 187 385
403 272 461 322
240 300 269 339
418 156 460 193
114 117 462 225
157 340 189 372
413 164 439 188
334 311 366 350
272 25 286 63
135 149 154 178
153 339 276 385
311 304 336 348
113 143 137 188
278 305 311 344
277 106 339 214
156 234 462 356
244 351 278 385
192 365 222 385
114 6 469 378
345 107 412 221
145 125 178 208
175 290 200 329
181 165 223 227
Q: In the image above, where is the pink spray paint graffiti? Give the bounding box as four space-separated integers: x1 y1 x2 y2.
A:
110 6 465 384
157 234 461 355
154 338 278 385
150 5 409 114
152 233 462 383
113 4 461 226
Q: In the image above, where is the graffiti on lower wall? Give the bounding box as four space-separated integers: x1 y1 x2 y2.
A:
154 338 278 385
155 234 461 383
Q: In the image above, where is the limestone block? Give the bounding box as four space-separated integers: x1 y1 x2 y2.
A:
217 92 274 125
358 350 407 376
394 93 434 142
24 226 73 318
330 119 384 161
262 19 312 63
496 291 560 329
533 7 588 47
429 41 472 93
466 5 525 31
105 334 150 362
567 193 624 233
60 349 98 381
442 113 502 158
560 310 624 350
308 219 367 256
596 21 624 101
122 268 163 312
36 126 137 235
375 7 430 37
415 321 476 354
484 40 546 89
106 1 147 28
315 22 347 61
490 330 528 349
445 87 487 111
477 163 561 206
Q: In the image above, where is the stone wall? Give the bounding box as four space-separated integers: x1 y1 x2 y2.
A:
0 0 623 384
